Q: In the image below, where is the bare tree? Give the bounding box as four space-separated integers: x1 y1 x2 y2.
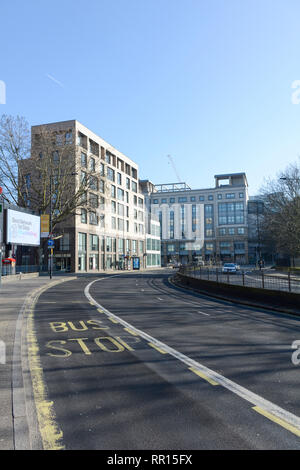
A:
260 160 300 265
0 114 94 231
0 114 30 204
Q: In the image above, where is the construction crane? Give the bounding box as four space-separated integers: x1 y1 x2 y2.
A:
167 154 182 183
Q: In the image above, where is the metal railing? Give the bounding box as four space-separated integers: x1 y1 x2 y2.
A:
178 265 300 294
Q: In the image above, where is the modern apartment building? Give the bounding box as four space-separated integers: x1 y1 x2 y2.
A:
141 173 249 266
23 120 156 273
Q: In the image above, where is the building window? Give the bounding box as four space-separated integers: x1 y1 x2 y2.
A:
169 211 174 239
228 228 235 235
170 198 175 203
126 178 130 189
111 200 116 214
111 217 116 229
192 205 196 232
105 152 111 164
167 244 175 252
81 208 87 224
100 163 105 176
111 185 116 198
89 176 98 191
161 198 167 204
118 219 124 231
78 232 87 252
239 193 244 198
218 202 244 225
65 131 72 144
118 238 124 253
52 150 59 162
59 233 70 251
199 196 205 201
90 234 99 251
237 227 245 234
107 167 115 182
153 199 158 204
226 193 235 199
190 196 196 202
81 171 87 185
208 195 213 200
117 188 124 201
89 211 98 225
90 157 96 172
132 181 137 193
178 197 187 203
118 203 124 216
81 152 87 167
25 174 31 189
117 173 122 185
218 194 222 199
181 205 185 238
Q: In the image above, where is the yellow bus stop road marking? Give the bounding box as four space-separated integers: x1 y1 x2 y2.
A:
253 406 300 437
124 327 139 336
189 367 219 386
108 317 119 324
148 342 168 354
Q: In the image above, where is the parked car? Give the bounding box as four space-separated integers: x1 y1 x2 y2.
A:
222 263 238 274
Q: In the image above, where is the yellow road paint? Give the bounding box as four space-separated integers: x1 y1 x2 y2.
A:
27 278 76 450
124 327 139 336
253 406 300 437
148 342 168 355
108 317 119 324
189 367 219 386
116 336 134 351
97 308 104 314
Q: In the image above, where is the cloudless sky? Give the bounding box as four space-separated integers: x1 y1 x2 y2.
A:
1 0 300 195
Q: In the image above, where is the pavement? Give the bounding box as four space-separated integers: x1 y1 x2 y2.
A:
0 275 68 450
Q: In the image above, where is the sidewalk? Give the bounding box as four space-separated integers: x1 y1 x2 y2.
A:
0 276 55 450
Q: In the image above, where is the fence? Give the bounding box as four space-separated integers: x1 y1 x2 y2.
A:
1 265 48 276
178 266 300 294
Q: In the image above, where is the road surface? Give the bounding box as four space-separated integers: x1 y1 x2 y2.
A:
27 270 300 450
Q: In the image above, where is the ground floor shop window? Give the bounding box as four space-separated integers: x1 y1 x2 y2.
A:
78 254 86 271
89 253 99 270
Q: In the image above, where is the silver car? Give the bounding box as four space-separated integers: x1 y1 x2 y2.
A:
222 263 238 274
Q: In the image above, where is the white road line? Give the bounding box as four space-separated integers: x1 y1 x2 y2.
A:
157 297 163 301
198 311 210 316
84 277 300 433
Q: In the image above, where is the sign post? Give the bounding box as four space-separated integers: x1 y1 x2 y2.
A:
48 238 54 279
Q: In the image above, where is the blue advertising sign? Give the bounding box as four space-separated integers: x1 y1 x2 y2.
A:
133 257 140 270
48 239 55 247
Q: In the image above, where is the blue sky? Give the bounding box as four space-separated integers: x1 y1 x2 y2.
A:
1 0 300 195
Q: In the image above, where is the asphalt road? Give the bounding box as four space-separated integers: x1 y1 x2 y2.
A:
29 270 300 450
